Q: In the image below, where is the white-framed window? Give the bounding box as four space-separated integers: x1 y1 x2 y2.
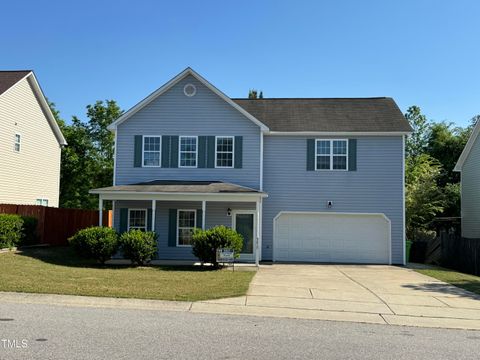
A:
14 133 21 152
177 209 197 246
142 136 161 167
315 139 348 171
215 136 234 168
179 136 198 168
128 209 147 231
35 198 48 206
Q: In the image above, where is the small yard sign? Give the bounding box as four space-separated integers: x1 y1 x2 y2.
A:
216 248 235 263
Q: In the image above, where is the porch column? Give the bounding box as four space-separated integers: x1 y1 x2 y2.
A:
255 199 261 266
98 195 103 226
202 200 206 230
151 200 156 232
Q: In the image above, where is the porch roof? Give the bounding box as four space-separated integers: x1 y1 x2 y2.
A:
90 180 267 202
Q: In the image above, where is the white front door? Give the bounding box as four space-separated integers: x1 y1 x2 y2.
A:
232 210 256 262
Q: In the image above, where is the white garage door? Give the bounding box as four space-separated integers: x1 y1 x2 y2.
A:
274 212 391 264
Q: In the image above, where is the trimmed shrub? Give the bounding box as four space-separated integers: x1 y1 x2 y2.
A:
119 230 157 266
191 225 243 267
20 216 39 245
0 214 24 249
68 227 119 264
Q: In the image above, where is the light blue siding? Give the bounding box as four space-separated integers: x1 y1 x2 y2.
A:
115 75 261 189
262 136 405 264
114 201 255 260
461 134 480 238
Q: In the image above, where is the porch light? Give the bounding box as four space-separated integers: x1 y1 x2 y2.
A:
227 208 232 216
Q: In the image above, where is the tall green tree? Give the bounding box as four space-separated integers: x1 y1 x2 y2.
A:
405 106 430 158
248 89 264 99
52 100 123 209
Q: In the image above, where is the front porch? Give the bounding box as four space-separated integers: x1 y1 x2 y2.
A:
90 180 267 265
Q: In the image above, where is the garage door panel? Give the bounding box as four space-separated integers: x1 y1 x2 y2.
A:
274 213 390 264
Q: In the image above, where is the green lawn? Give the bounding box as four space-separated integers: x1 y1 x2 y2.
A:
416 267 480 296
0 247 255 301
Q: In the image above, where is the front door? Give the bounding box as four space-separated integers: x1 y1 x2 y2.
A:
232 211 256 262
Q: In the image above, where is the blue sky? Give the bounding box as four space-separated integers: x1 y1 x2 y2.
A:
1 0 478 126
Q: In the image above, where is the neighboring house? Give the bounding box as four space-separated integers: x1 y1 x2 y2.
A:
91 68 411 265
0 71 66 207
454 120 480 238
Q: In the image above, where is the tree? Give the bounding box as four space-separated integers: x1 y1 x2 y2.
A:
426 122 471 186
405 154 445 240
52 100 123 209
405 106 430 158
248 89 264 99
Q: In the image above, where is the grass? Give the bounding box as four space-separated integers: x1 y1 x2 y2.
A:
0 247 255 302
416 266 480 296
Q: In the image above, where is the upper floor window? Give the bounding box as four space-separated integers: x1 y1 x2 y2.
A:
315 139 348 171
128 209 147 231
179 136 197 168
215 136 234 168
143 136 161 167
14 133 21 152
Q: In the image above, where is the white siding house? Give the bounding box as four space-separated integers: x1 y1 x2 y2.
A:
454 120 480 238
0 71 66 207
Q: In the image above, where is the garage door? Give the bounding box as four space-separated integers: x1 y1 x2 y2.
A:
274 212 390 264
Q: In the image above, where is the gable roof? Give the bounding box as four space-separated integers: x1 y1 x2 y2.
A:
233 98 412 134
0 70 67 146
0 71 31 96
107 68 269 131
454 120 480 172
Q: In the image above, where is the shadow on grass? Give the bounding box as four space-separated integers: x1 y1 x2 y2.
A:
16 246 217 272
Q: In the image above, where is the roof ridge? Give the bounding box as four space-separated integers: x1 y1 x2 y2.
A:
0 70 32 73
232 97 391 100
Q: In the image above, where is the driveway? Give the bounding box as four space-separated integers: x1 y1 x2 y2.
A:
195 264 480 330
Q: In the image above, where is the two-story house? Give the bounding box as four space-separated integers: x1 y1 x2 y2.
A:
0 71 66 207
91 68 411 265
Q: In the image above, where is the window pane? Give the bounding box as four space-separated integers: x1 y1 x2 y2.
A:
144 152 160 166
180 137 197 167
317 155 330 170
129 210 146 230
178 228 193 245
143 137 160 166
333 156 347 170
333 140 347 155
216 137 234 167
316 140 330 155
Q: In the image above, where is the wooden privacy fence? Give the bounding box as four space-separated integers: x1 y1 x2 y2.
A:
440 232 480 276
0 204 110 246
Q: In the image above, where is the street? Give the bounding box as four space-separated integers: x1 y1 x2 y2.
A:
1 301 479 360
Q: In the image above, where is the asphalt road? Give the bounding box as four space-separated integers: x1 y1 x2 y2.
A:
1 302 479 360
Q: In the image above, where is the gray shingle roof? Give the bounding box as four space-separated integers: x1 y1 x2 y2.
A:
233 97 412 133
90 180 263 194
0 71 31 96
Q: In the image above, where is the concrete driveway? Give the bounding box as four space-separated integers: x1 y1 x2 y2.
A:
195 264 480 330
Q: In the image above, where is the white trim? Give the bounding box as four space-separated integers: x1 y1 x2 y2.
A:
183 83 197 97
454 119 480 171
272 211 392 265
142 135 162 168
176 209 197 247
214 136 235 169
267 131 411 136
231 209 256 262
113 130 118 185
107 68 269 132
127 208 147 231
178 135 198 168
14 133 21 153
89 191 267 203
98 196 103 226
402 135 406 265
314 139 348 171
0 72 32 99
260 132 264 191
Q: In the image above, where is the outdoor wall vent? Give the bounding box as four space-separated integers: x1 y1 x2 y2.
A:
183 83 197 97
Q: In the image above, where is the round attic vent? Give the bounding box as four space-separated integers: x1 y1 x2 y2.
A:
183 83 196 97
